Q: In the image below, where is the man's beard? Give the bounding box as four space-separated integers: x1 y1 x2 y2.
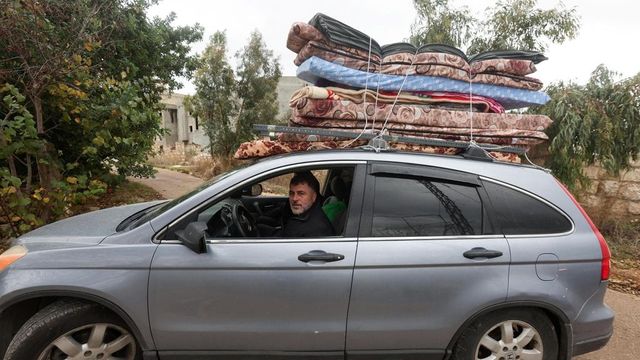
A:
290 202 312 215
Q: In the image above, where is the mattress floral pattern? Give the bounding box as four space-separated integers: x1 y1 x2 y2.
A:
234 139 521 163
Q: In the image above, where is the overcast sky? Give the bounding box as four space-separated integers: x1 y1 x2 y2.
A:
148 0 639 94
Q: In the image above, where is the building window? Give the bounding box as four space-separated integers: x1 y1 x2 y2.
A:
169 109 178 124
195 115 199 130
189 125 193 133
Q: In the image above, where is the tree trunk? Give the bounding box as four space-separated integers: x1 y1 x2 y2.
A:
26 154 33 194
33 95 44 135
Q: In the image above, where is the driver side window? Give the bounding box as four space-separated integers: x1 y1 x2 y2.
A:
165 166 355 240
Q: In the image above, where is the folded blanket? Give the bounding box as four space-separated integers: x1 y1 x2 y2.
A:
297 57 550 109
290 96 551 130
234 138 521 163
289 86 505 113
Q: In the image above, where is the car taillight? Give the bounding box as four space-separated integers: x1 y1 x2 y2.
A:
556 179 611 281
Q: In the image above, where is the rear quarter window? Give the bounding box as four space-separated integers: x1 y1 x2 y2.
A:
483 180 572 235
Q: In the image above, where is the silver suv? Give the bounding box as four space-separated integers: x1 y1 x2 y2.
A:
0 150 614 360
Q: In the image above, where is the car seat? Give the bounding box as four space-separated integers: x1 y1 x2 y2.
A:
322 177 349 234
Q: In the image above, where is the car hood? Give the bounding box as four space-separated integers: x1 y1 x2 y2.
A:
14 201 166 250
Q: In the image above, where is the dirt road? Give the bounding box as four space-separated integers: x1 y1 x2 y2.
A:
129 167 204 199
132 167 638 359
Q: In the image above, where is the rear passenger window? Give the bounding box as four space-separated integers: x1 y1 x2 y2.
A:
372 176 483 237
483 181 572 235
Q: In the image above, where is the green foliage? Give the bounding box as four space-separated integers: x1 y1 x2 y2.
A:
531 66 640 190
235 31 283 141
188 30 282 156
91 4 204 92
0 84 108 239
0 0 202 237
1 173 107 239
410 0 580 54
185 31 237 157
0 84 43 167
410 0 475 48
49 76 165 178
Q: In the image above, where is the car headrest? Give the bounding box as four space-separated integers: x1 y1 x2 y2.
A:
330 177 347 200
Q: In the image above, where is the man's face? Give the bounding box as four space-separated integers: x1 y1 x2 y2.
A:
289 182 317 215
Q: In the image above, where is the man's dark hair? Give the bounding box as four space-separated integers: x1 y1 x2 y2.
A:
290 171 320 195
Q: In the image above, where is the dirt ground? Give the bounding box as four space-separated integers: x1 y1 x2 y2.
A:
128 167 205 199
132 167 639 360
574 290 640 360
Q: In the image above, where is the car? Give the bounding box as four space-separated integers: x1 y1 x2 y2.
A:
0 149 613 360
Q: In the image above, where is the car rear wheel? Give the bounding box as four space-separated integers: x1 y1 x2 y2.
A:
452 308 558 360
5 299 139 360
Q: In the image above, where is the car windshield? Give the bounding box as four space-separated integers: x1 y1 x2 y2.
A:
128 165 247 229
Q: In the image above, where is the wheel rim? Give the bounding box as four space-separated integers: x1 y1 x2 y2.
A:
36 323 136 360
475 320 543 360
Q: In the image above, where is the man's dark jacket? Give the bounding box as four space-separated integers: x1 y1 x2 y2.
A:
282 202 335 237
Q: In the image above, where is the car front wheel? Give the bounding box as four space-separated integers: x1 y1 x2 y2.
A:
452 308 558 360
5 299 139 360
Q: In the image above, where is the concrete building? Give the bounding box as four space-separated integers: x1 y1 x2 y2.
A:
157 92 208 149
157 76 306 149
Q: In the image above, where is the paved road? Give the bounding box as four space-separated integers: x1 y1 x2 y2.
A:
132 167 637 359
129 167 204 199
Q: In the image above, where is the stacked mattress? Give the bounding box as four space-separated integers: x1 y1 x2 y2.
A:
235 13 554 162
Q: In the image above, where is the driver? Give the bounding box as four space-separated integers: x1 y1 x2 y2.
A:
282 171 335 237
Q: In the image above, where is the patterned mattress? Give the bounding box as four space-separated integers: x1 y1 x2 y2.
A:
297 57 550 109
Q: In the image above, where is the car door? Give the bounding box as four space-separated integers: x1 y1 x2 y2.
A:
148 163 366 359
345 162 511 358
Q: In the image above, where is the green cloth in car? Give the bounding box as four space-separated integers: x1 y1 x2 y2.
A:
322 201 347 222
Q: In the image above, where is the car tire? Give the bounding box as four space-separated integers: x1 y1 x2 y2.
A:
451 308 558 360
4 299 140 360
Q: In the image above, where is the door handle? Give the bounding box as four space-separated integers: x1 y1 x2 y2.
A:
298 250 345 263
463 247 503 259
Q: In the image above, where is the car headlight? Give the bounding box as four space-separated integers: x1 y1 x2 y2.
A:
0 245 27 272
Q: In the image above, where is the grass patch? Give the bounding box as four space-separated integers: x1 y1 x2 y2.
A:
70 180 164 214
599 219 640 261
598 219 640 295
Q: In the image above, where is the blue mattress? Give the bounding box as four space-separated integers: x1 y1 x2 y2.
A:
297 56 550 109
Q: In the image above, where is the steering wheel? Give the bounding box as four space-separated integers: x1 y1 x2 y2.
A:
230 202 258 237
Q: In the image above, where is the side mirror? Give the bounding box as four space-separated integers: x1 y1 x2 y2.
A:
251 183 263 196
176 221 208 254
241 183 262 196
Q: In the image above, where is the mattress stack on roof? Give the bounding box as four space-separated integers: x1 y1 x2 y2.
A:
234 13 554 162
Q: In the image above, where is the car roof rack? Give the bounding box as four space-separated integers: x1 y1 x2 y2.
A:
253 124 524 161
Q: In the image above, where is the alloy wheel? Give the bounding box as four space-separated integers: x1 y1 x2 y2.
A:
36 323 136 360
475 320 543 360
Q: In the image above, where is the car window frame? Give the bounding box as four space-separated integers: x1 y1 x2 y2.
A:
359 161 495 240
479 176 575 237
155 160 367 243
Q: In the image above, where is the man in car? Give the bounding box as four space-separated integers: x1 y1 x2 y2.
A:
282 171 335 237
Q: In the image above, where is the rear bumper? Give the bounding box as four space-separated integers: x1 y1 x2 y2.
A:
573 330 612 356
571 282 614 356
